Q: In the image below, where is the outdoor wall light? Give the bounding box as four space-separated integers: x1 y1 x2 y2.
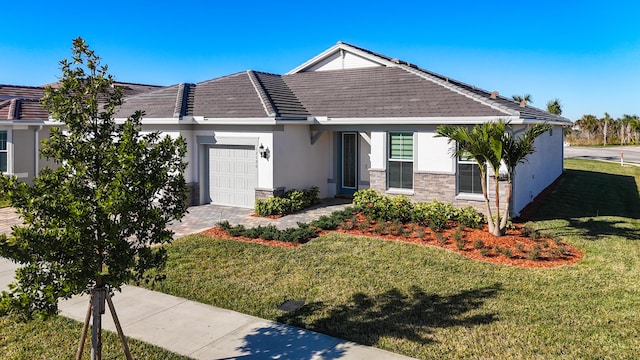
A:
258 144 270 159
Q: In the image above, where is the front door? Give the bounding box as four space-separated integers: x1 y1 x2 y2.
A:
339 132 358 195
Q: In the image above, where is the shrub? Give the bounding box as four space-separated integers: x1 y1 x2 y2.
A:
254 186 320 216
480 248 490 257
413 200 454 231
455 237 465 250
227 224 246 237
435 232 447 245
415 228 425 239
516 243 525 253
453 206 485 229
527 245 541 260
387 195 414 223
452 229 464 241
310 215 339 230
473 239 485 249
217 220 232 230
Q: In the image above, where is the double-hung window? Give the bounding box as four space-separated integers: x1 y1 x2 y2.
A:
0 131 7 173
388 132 413 189
457 150 484 194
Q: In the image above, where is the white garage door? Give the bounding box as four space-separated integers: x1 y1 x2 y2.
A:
209 145 257 208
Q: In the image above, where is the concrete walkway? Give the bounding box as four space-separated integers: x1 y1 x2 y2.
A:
1 200 416 359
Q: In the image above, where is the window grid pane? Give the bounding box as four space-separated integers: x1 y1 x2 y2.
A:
0 131 6 151
390 132 413 160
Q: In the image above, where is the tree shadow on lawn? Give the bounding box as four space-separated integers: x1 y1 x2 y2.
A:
276 283 502 347
522 169 640 240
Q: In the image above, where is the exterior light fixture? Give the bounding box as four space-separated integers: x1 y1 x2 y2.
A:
258 144 269 159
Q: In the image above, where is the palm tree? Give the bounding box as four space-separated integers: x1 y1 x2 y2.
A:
499 123 552 229
602 112 612 145
512 94 533 105
546 98 562 115
437 121 506 236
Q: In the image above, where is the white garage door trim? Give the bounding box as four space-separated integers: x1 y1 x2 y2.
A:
209 145 257 208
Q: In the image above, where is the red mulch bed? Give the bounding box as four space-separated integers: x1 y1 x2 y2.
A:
201 214 583 268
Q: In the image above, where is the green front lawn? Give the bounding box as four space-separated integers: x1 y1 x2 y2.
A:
0 314 189 359
144 159 640 359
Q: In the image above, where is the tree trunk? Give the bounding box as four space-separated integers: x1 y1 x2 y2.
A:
480 173 495 235
493 176 502 236
91 281 107 360
500 180 512 231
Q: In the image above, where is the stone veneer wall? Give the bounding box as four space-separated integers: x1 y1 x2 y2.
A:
255 187 285 199
187 182 200 206
369 169 510 217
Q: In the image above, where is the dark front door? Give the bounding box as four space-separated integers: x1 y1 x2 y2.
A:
339 132 358 195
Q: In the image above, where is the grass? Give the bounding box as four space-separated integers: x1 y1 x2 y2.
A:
0 314 189 359
141 159 640 359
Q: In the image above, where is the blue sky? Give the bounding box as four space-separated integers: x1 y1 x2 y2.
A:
1 1 639 121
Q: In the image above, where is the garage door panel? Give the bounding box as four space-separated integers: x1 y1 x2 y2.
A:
209 145 256 208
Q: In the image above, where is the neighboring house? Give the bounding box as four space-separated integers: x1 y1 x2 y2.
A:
3 42 571 216
0 82 162 183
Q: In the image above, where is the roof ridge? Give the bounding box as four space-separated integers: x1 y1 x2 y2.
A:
0 84 45 89
173 83 191 118
394 64 519 117
246 70 277 117
8 98 20 120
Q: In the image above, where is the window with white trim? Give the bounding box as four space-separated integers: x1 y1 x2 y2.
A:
0 131 7 173
388 132 413 189
457 151 484 194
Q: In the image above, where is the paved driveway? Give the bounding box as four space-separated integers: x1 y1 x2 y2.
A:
1 198 352 238
564 145 640 165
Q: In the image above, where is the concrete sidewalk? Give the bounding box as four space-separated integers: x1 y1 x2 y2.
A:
0 257 415 359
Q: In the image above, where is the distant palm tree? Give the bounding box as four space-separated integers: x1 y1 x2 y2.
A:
546 98 562 115
512 94 533 105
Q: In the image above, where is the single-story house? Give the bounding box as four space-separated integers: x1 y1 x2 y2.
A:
1 42 571 216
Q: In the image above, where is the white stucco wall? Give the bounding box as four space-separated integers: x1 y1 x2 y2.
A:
273 125 329 197
359 135 371 186
415 131 455 173
512 125 564 215
369 131 387 170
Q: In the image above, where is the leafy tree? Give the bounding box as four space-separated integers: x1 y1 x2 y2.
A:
499 123 552 229
0 38 188 355
512 94 533 105
546 98 562 115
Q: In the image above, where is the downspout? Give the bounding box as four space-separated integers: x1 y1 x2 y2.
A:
35 125 42 177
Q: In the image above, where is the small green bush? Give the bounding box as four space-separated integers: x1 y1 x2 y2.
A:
310 215 339 230
473 239 485 249
217 220 232 230
413 200 454 231
255 186 320 216
455 237 465 250
527 245 541 260
453 206 485 229
436 232 447 245
227 224 246 237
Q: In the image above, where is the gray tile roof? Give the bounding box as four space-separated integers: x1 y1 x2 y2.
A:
1 82 161 121
0 85 48 120
116 84 186 118
192 72 270 118
113 43 569 124
283 67 505 118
